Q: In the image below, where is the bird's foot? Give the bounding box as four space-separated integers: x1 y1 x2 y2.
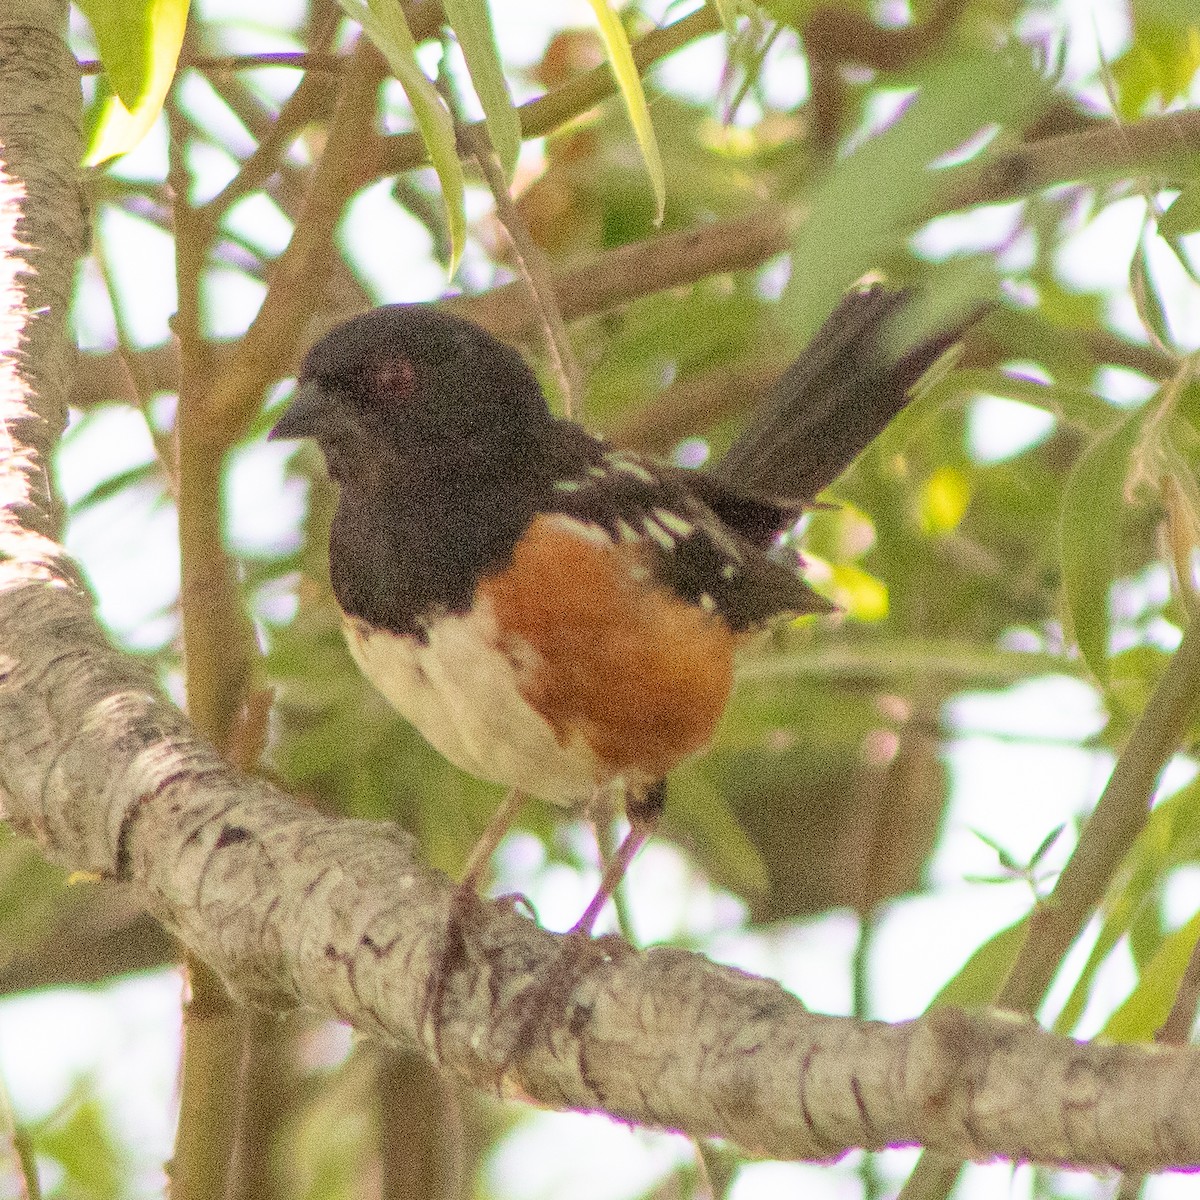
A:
420 884 535 1068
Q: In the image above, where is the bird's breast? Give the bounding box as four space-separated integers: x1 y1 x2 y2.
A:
344 512 737 804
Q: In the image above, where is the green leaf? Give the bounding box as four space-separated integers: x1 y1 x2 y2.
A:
787 45 1048 340
1101 908 1200 1043
81 0 189 166
709 0 739 37
30 1079 128 1200
442 0 522 180
1130 231 1175 352
1054 775 1200 1034
671 761 769 900
342 0 467 275
930 914 1029 1010
585 0 666 225
1059 405 1153 684
1160 180 1200 239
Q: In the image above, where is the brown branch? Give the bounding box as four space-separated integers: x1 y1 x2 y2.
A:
167 50 269 1200
377 1048 463 1200
203 37 385 444
226 1012 301 1200
170 90 252 755
4 612 1200 1171
173 958 246 1200
803 0 970 158
450 208 793 340
607 358 784 452
80 52 345 76
202 44 342 214
0 901 176 996
379 6 721 176
952 108 1200 211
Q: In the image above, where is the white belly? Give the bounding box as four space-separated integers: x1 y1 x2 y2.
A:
343 606 601 805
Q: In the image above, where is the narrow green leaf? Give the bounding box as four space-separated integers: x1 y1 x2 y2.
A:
1160 180 1200 239
930 914 1029 1010
1101 908 1200 1043
787 45 1047 340
442 0 522 180
671 761 769 900
709 0 739 37
1130 232 1175 352
81 0 189 165
342 0 466 275
1029 824 1067 870
585 0 666 225
1054 775 1200 1035
1059 406 1152 683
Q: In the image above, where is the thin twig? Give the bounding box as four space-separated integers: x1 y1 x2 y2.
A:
80 51 347 75
205 37 385 442
462 122 582 419
900 610 1200 1200
380 6 721 176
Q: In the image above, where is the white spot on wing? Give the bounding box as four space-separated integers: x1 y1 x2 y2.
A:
653 508 693 537
545 512 614 546
642 519 676 551
609 455 655 483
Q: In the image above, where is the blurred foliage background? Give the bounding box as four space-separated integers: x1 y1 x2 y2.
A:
3 0 1200 1197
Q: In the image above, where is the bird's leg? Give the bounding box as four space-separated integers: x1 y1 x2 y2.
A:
459 786 529 892
572 779 665 936
423 788 530 1061
501 780 666 1065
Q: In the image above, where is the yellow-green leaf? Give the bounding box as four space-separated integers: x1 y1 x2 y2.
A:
341 0 466 275
585 0 666 225
1059 406 1152 684
930 914 1029 1010
709 0 739 37
81 0 189 166
442 0 522 180
1161 180 1200 240
787 46 1047 341
1101 908 1200 1043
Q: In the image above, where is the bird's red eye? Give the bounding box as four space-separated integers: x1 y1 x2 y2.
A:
375 357 417 404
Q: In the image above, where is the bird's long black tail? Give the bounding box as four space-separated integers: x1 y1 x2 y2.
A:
712 284 980 505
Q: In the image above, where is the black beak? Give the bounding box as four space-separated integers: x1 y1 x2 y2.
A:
268 378 330 441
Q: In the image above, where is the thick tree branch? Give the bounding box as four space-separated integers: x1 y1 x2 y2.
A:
8 5 1200 1178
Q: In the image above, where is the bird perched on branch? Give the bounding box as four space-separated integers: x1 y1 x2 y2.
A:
270 285 974 938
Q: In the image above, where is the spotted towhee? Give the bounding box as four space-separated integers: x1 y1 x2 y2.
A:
269 284 973 933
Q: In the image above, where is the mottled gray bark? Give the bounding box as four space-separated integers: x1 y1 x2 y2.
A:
1 1 1199 1176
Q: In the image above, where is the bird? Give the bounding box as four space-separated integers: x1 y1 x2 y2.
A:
269 284 975 939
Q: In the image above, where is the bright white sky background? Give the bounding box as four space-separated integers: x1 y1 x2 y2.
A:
3 0 1200 1197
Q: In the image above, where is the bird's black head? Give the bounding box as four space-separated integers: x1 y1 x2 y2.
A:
269 306 554 485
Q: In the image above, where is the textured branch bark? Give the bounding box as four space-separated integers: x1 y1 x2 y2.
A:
6 3 1200 1179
